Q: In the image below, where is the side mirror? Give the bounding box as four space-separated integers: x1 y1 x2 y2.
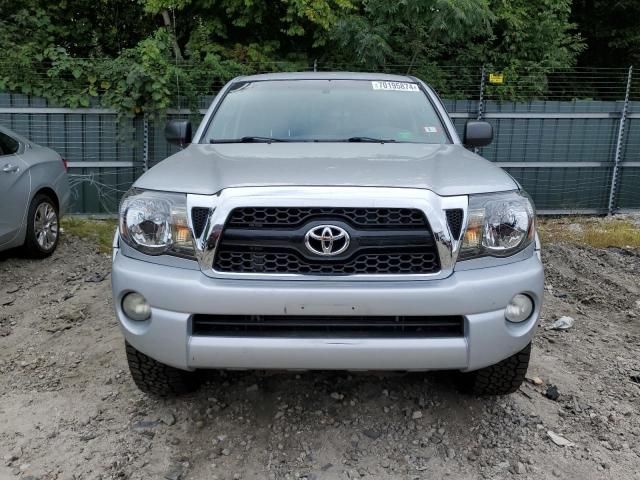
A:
165 120 192 146
463 120 493 148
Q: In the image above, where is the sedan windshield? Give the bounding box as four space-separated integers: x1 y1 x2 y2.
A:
203 79 450 144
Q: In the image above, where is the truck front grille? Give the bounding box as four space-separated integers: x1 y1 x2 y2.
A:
215 249 438 275
192 314 464 338
212 207 441 275
227 207 426 228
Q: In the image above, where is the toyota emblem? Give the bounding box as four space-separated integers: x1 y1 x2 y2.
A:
304 225 350 256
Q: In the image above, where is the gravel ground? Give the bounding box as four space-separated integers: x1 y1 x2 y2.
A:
1 229 639 480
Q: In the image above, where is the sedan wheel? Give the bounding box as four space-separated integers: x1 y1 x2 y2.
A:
34 202 58 251
24 194 60 258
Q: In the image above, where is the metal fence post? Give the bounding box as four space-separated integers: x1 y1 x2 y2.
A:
143 114 149 171
474 65 487 153
607 65 633 215
477 65 486 121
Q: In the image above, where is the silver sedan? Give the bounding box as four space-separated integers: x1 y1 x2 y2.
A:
0 125 70 257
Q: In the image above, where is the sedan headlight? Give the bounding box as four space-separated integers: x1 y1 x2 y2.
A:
119 188 195 258
459 191 535 260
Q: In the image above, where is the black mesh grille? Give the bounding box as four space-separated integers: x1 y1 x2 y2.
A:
214 249 439 275
446 209 464 240
214 206 440 275
191 207 210 237
192 314 464 338
227 207 426 228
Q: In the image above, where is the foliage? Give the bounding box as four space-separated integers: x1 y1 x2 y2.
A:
479 0 585 100
571 0 640 67
0 0 600 116
327 0 585 100
0 0 156 57
0 26 250 117
142 0 355 50
0 0 352 117
329 0 494 69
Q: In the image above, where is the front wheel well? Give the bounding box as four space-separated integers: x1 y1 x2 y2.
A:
33 187 59 211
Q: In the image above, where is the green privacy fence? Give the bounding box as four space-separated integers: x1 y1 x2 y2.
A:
1 67 639 214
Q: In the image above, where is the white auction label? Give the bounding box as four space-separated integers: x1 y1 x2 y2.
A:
371 81 419 92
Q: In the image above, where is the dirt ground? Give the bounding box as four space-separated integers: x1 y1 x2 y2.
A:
1 224 639 480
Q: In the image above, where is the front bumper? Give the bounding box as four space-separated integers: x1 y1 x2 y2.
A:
112 249 544 372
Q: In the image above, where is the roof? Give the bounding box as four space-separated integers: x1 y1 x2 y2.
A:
235 71 416 82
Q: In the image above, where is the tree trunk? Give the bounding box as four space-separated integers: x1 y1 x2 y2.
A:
161 9 183 61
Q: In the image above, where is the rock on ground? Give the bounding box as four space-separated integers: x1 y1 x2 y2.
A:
0 233 639 479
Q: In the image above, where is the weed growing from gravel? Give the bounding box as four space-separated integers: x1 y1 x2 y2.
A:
61 217 117 253
538 216 640 249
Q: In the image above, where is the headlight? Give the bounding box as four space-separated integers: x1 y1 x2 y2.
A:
459 191 535 260
119 188 195 258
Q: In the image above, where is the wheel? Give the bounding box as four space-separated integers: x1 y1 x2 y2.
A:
23 193 59 258
125 341 201 396
458 343 531 396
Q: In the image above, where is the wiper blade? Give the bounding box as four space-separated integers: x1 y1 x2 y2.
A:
346 136 397 143
210 136 397 143
210 136 289 144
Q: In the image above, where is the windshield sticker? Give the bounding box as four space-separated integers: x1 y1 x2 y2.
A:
371 81 419 92
424 126 438 133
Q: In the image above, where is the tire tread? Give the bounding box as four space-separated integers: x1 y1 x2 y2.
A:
459 343 531 396
125 342 200 396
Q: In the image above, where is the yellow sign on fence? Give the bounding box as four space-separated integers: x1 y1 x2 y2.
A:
489 72 504 84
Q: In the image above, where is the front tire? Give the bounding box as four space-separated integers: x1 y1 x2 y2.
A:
125 342 201 396
23 193 59 258
458 343 531 395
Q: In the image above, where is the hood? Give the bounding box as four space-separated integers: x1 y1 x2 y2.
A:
135 143 517 196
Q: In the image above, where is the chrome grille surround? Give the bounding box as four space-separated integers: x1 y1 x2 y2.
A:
187 187 468 281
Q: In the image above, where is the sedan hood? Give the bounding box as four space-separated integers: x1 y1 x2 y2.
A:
135 143 517 196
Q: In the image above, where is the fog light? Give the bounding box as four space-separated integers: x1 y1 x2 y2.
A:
505 294 533 323
122 292 151 321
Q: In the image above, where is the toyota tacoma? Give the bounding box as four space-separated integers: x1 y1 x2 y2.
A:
112 72 543 396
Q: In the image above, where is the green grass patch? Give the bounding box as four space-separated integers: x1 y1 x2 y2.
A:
61 217 117 253
538 216 640 249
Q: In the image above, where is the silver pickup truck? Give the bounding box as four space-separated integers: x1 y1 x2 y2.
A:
112 72 543 397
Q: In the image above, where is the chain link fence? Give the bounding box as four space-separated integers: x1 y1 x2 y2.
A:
1 64 639 215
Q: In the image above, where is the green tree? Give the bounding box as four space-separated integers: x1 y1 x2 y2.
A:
0 0 591 113
0 0 156 57
572 0 640 67
140 0 355 58
464 0 585 99
483 0 584 69
329 0 494 69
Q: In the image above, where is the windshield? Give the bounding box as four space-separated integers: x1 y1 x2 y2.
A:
202 79 450 144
